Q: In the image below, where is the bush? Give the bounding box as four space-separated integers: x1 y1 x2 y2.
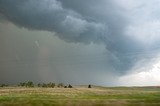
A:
57 83 64 88
18 81 34 87
18 82 26 87
88 85 91 88
0 84 8 87
68 84 72 88
42 83 47 87
26 81 34 87
37 83 42 87
38 82 55 88
48 82 55 88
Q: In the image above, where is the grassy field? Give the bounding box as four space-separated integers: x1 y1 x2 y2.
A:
0 86 160 106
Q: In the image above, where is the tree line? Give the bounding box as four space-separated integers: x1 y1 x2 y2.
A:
0 81 92 88
18 81 69 88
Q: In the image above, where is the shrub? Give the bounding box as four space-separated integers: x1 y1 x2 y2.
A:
26 81 34 87
37 83 42 87
42 83 47 87
0 84 8 87
88 85 91 88
68 84 73 88
18 81 34 87
57 83 64 88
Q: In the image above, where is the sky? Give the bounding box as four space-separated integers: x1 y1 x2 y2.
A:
0 0 160 86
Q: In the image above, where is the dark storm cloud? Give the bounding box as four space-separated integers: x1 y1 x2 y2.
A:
0 0 143 73
0 0 107 44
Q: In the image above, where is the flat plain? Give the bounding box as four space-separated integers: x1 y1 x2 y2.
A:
0 86 160 106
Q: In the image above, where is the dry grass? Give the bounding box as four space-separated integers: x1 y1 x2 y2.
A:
0 86 160 106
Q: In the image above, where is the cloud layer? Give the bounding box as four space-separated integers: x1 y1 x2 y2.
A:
119 57 160 86
1 0 160 85
0 0 137 72
0 0 107 44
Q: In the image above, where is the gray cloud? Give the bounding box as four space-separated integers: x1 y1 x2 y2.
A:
0 0 107 44
0 0 141 73
1 0 160 85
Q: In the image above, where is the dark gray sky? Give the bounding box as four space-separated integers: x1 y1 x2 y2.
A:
0 0 160 86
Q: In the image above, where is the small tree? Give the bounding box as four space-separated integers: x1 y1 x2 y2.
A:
0 84 8 87
18 82 26 87
26 81 34 87
57 83 64 88
50 83 55 88
42 83 47 88
37 83 42 87
18 81 34 87
47 82 53 88
68 84 72 88
88 85 91 88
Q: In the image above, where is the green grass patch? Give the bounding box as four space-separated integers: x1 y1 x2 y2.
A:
0 87 160 106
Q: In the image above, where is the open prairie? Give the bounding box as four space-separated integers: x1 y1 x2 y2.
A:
0 86 160 106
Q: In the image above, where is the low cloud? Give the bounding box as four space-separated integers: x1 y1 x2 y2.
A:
119 57 160 86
